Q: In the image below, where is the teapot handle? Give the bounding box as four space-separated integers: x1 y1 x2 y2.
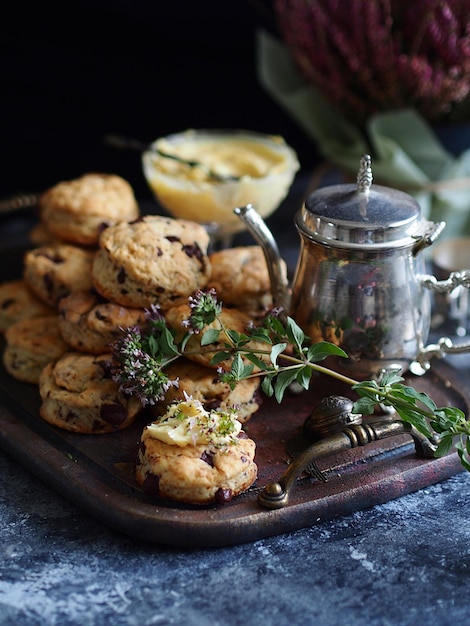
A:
421 269 470 293
411 270 470 374
410 336 470 375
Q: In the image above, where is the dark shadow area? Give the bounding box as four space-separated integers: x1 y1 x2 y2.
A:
2 0 319 200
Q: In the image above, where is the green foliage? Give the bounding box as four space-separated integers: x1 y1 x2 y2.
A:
112 293 470 471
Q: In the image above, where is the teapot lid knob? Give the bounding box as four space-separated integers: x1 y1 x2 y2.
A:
357 154 373 193
299 153 430 248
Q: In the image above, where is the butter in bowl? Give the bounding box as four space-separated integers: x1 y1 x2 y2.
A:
142 128 300 242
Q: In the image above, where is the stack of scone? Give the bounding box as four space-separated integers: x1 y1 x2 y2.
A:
0 171 283 503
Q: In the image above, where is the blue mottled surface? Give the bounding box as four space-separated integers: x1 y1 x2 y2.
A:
1 447 469 626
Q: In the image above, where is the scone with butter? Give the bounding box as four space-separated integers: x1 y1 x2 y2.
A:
136 397 257 504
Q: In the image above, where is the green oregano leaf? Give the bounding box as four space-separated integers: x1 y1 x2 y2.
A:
160 327 181 356
380 370 404 386
201 328 221 346
274 369 299 403
210 351 231 365
352 396 376 416
306 341 348 362
244 353 269 371
285 316 306 351
270 342 287 366
230 354 244 379
435 435 454 458
296 365 312 390
261 376 274 397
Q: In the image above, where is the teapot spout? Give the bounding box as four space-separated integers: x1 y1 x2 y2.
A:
234 204 291 313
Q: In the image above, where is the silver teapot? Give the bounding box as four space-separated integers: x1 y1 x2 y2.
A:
235 155 470 380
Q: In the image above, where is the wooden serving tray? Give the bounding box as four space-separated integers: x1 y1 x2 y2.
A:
0 349 466 548
0 244 466 548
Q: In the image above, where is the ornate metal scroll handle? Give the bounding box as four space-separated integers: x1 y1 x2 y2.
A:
411 336 470 375
421 269 470 293
410 269 470 373
258 421 437 510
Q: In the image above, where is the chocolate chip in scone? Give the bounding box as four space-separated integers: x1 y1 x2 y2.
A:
142 473 160 496
39 251 65 264
200 451 214 467
100 403 127 425
117 268 126 284
165 235 181 243
182 243 204 263
215 487 233 504
95 358 113 378
204 399 222 411
94 309 108 322
44 272 55 294
1 298 14 310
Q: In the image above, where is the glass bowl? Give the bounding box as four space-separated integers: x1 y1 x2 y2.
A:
142 129 300 239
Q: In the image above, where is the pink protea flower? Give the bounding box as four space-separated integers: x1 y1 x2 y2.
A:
274 0 470 126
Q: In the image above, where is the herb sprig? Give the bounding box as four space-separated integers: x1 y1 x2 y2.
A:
112 291 470 471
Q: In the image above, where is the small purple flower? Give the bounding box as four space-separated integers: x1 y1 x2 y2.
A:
184 289 222 333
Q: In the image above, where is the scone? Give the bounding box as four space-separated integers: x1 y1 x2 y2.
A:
151 359 261 423
3 315 69 384
38 352 142 433
92 215 211 309
136 397 257 504
207 245 287 315
0 279 55 333
23 243 95 307
38 173 140 246
58 290 147 354
164 304 269 371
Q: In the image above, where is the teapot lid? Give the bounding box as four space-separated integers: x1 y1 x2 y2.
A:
300 155 425 248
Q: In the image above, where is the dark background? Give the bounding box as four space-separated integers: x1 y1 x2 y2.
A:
2 0 319 202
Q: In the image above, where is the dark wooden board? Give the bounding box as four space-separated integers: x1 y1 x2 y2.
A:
0 346 466 548
0 241 466 547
